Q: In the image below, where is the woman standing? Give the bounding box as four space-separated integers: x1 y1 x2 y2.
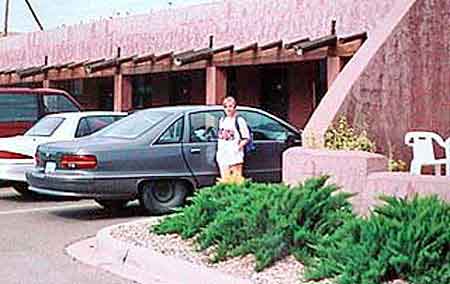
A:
216 96 250 179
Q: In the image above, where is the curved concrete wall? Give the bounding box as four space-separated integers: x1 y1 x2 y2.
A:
0 0 396 68
305 0 450 163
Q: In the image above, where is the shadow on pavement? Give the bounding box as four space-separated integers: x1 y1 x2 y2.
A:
0 190 79 203
50 201 149 221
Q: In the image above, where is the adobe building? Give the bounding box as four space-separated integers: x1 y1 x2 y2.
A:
0 0 448 163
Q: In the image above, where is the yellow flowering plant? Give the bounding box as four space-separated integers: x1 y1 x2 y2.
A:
325 116 376 152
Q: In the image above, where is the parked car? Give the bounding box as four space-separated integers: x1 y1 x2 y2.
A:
0 111 127 197
0 88 82 138
26 106 302 213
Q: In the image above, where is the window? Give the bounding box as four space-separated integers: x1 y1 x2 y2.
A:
239 111 293 141
75 115 125 138
43 94 79 113
99 110 172 139
156 117 184 144
0 94 38 122
53 79 83 97
25 117 65 137
76 118 90 138
189 111 223 142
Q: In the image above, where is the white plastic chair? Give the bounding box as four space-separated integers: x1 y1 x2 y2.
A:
405 131 450 176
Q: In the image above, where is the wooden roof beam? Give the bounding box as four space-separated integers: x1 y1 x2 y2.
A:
85 58 117 74
83 58 106 67
260 40 283 51
235 43 258 54
154 52 173 62
67 60 89 69
173 49 194 58
213 45 234 55
84 55 134 74
1 68 16 75
173 48 213 66
133 53 155 64
17 65 45 78
284 37 310 49
54 61 75 70
339 32 368 44
117 54 137 65
41 64 59 72
294 35 337 55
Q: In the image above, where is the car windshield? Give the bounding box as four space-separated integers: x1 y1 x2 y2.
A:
97 110 172 139
25 117 65 137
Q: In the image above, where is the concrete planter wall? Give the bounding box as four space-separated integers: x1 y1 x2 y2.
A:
283 147 450 215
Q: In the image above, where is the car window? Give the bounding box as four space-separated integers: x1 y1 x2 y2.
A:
75 118 90 138
0 94 38 122
239 111 294 141
43 94 79 113
24 117 65 137
155 117 184 144
189 111 223 142
75 115 125 138
99 110 172 139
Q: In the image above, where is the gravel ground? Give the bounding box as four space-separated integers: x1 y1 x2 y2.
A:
110 218 408 284
110 218 330 284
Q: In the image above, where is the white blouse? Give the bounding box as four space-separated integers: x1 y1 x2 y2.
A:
216 115 250 167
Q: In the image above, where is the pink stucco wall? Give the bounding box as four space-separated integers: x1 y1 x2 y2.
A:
0 0 397 68
283 147 450 215
283 147 388 214
304 0 450 163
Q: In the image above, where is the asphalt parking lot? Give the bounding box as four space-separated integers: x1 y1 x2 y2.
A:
0 186 144 284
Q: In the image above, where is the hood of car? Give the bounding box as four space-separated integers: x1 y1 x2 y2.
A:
0 135 54 157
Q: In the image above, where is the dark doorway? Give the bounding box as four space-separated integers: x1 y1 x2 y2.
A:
169 70 205 105
260 67 289 120
132 75 152 109
315 59 328 107
170 72 193 105
83 77 114 110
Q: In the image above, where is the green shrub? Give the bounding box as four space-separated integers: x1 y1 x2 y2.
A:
152 182 249 239
153 177 355 271
306 195 450 284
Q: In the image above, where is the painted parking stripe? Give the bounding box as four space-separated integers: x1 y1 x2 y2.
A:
0 203 98 215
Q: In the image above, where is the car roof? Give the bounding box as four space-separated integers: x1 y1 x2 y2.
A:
44 111 127 119
136 105 260 114
0 87 70 95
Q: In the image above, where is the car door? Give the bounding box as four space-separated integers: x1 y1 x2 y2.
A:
142 116 188 178
182 110 223 187
239 110 301 182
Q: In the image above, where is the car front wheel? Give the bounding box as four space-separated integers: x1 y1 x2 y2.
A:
139 180 189 215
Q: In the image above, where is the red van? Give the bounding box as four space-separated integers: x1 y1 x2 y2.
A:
0 88 82 137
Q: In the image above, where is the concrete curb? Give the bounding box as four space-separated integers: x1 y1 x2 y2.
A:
67 219 252 284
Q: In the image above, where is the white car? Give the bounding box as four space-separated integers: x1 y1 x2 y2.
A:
0 111 126 196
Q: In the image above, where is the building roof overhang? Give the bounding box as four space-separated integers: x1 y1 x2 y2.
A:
0 31 367 85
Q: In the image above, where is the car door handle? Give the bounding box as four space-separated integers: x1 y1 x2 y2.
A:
190 148 201 154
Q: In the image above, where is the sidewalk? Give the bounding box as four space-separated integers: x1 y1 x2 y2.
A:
66 219 252 284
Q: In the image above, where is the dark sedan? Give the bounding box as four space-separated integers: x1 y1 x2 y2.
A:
26 105 301 214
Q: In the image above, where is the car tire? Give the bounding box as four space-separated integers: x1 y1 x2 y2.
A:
139 180 189 215
95 199 129 211
11 182 36 198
